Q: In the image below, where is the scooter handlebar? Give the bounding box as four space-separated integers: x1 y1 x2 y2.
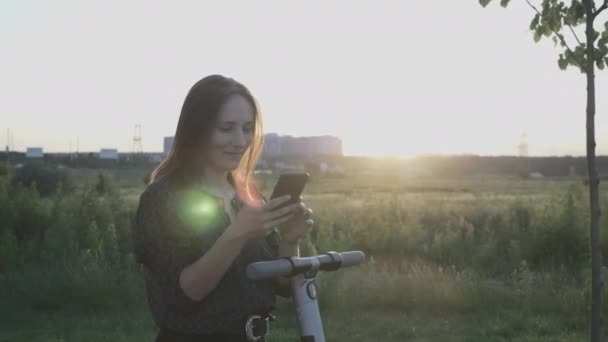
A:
246 251 366 280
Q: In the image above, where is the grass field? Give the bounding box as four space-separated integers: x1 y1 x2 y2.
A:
1 169 607 341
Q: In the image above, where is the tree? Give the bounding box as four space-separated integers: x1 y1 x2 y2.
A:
479 1 608 340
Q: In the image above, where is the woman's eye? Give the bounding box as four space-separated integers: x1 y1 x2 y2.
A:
218 126 232 132
243 126 253 134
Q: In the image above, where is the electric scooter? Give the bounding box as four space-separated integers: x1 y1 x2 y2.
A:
247 251 366 342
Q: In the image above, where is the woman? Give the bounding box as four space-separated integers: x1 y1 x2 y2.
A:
132 75 314 342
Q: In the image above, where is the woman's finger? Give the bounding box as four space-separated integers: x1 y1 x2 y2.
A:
263 226 277 236
295 206 311 219
263 213 295 230
263 203 299 221
304 207 313 217
293 202 305 216
263 195 292 211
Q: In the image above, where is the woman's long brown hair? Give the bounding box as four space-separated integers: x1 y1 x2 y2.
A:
150 75 264 202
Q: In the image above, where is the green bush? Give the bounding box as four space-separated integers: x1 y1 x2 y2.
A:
10 183 51 245
0 177 139 311
307 184 601 277
12 162 74 197
1 174 605 313
0 164 8 178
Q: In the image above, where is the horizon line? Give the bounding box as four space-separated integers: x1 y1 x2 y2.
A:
0 150 604 159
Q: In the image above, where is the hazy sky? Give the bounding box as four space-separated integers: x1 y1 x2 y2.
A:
1 1 607 157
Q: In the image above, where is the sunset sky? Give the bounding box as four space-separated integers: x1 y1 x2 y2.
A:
1 1 607 157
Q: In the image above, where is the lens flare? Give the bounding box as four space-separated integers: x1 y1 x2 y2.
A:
177 190 223 233
195 199 216 216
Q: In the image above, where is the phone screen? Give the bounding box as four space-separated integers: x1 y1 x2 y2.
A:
270 172 309 209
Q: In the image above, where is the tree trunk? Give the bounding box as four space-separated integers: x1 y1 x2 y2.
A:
584 1 604 341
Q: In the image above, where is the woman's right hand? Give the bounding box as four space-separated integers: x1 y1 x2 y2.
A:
226 195 299 241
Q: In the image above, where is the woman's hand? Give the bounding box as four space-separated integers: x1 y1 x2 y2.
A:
278 196 314 244
225 195 300 242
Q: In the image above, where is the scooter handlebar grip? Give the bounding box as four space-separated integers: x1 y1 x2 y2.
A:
246 258 293 280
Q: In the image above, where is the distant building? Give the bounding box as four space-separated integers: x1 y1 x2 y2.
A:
529 172 544 179
163 133 342 159
262 133 281 157
150 154 164 163
320 162 329 174
164 137 174 156
26 147 43 158
261 133 342 158
99 149 119 160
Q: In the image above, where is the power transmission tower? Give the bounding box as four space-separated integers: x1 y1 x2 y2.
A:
518 132 529 157
132 124 144 156
5 128 10 168
517 132 530 177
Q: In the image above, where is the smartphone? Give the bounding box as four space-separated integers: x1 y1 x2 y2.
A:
270 172 310 210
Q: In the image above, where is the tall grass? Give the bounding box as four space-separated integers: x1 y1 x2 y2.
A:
1 173 607 320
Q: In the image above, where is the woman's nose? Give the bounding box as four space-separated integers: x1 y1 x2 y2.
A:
232 130 246 146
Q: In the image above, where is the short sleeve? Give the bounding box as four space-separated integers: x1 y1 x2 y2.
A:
132 188 206 313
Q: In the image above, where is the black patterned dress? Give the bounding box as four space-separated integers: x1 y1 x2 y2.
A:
132 174 290 338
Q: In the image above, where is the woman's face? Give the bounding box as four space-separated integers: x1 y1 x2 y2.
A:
204 95 255 172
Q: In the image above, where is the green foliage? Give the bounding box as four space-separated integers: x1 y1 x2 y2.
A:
0 173 137 308
143 172 151 185
10 183 51 244
83 221 101 253
0 228 18 273
95 173 108 195
1 173 605 322
480 0 608 73
306 182 608 278
12 161 74 197
0 164 8 178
